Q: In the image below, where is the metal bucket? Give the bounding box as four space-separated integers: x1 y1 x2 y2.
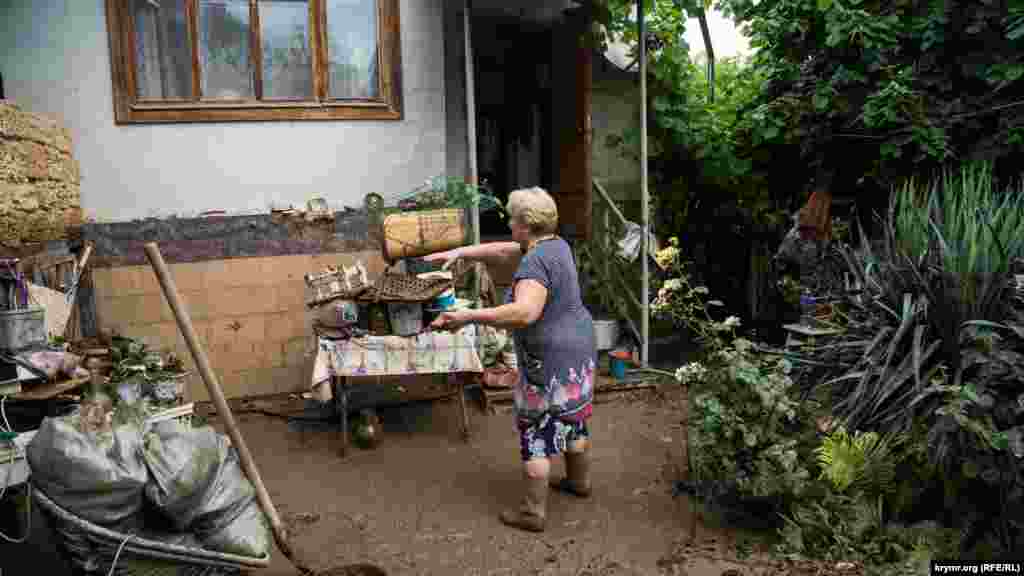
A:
0 306 45 351
593 319 620 351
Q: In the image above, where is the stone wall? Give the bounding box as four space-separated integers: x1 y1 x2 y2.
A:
0 101 82 249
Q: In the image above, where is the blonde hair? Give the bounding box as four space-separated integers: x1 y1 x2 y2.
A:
506 187 559 236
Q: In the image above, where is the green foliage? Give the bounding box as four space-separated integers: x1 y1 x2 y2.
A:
595 0 1024 207
815 426 897 495
785 165 1024 554
397 176 503 214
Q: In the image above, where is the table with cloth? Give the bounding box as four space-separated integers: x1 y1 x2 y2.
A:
310 324 484 456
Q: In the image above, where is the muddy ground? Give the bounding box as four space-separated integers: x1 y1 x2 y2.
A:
1 385 864 576
208 386 824 576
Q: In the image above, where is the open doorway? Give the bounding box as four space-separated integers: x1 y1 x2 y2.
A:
472 15 553 239
450 3 592 242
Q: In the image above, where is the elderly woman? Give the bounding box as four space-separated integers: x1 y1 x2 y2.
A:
426 186 596 533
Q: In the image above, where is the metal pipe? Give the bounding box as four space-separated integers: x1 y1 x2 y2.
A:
638 0 650 367
464 0 482 302
464 0 479 245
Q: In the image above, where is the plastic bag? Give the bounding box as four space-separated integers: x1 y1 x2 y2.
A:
141 420 269 558
200 500 270 557
27 414 148 526
142 420 231 531
195 450 269 558
616 222 657 263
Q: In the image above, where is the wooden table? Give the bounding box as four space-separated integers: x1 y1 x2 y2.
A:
310 326 484 457
8 374 90 402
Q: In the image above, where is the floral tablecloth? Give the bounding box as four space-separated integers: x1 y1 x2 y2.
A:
310 326 484 393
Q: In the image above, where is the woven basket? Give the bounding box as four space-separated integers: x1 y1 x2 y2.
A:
356 273 452 303
33 486 270 576
382 209 467 261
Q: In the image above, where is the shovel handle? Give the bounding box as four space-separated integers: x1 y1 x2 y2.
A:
143 244 298 564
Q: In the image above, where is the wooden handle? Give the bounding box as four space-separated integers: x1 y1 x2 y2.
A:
143 244 302 567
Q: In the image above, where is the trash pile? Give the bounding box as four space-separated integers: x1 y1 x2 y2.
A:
26 396 270 558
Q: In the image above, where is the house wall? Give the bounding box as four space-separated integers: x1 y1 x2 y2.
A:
0 103 82 248
0 0 447 222
592 72 641 218
92 250 386 402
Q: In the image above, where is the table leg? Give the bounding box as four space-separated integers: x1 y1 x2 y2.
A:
335 377 349 458
455 374 470 442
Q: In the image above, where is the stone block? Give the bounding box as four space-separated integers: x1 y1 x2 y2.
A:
264 311 309 343
283 337 311 368
223 257 266 287
167 261 206 293
274 280 306 312
209 314 266 348
213 286 275 318
0 102 73 154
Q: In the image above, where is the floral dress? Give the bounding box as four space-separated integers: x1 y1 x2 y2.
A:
505 237 597 461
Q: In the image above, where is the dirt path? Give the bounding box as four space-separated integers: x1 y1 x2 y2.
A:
211 388 744 576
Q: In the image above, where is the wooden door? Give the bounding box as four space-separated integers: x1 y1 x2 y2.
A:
553 10 593 241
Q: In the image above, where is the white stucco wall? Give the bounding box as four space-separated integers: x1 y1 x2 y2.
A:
0 0 447 222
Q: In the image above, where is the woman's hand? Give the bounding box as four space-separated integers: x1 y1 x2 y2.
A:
423 248 461 270
430 310 472 332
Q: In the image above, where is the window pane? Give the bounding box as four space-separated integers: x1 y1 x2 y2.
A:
199 1 254 99
325 0 378 99
132 0 193 99
260 0 313 100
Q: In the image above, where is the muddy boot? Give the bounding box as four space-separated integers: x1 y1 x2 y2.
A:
550 450 592 498
500 476 548 532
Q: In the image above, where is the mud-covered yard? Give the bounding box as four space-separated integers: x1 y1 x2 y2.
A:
215 387 734 576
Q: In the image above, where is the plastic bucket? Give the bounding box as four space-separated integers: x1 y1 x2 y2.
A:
610 356 627 379
0 306 45 351
387 302 424 337
433 289 456 311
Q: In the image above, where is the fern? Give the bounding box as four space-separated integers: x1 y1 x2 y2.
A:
815 426 898 495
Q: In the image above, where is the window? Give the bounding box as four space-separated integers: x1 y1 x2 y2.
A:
104 0 402 123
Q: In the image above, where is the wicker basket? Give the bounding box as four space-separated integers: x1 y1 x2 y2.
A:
356 272 452 303
33 486 270 576
382 208 467 261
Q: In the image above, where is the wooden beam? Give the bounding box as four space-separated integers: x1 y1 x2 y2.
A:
250 0 263 99
188 0 201 100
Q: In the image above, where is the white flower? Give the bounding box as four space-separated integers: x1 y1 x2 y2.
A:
692 286 710 295
674 362 708 385
724 316 741 329
663 278 683 292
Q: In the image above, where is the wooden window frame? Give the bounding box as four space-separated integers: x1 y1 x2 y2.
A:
104 0 403 124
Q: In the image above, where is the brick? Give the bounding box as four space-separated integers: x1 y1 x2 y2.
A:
172 320 211 362
186 373 210 403
264 311 309 343
274 366 306 394
165 290 213 321
209 314 266 347
283 337 312 368
210 340 269 373
223 257 266 288
107 267 138 295
91 268 114 298
274 281 306 312
216 370 246 400
265 340 285 368
259 254 312 286
210 286 275 317
200 260 231 291
120 322 178 354
167 262 206 293
97 294 162 328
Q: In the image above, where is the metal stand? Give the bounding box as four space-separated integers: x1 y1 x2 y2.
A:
332 373 472 458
